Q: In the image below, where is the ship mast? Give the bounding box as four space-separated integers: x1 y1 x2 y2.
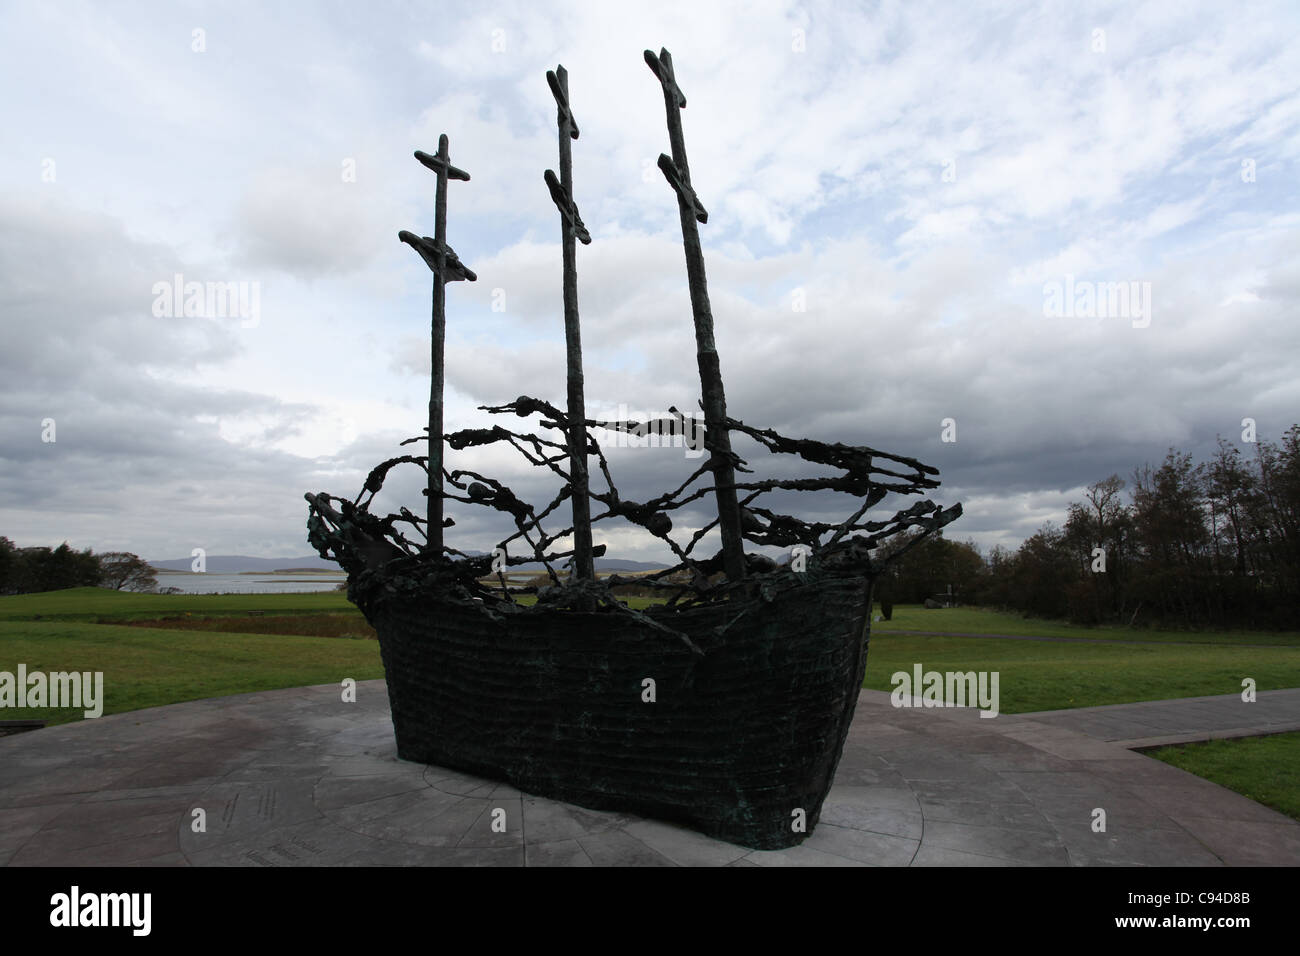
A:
544 65 596 583
645 48 747 583
399 134 476 554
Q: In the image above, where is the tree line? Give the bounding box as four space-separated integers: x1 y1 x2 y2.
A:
877 425 1300 629
0 538 158 595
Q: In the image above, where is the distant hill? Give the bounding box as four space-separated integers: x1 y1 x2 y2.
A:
594 559 666 572
148 554 666 573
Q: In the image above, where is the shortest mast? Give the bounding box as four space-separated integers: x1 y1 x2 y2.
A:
545 64 596 583
399 134 474 554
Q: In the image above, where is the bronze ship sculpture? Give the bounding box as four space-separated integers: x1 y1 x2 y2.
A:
305 48 961 850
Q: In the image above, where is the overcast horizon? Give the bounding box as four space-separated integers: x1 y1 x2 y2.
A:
3 0 1298 566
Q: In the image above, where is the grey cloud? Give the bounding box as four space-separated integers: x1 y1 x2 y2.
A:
4 1 1299 566
231 167 397 278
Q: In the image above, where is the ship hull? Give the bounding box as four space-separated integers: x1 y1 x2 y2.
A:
363 572 873 850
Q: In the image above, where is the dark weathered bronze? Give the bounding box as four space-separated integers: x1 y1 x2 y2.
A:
400 133 473 553
543 170 591 244
544 65 596 583
397 231 477 283
645 47 746 584
306 49 963 851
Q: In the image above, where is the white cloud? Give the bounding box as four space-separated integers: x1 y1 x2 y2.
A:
2 0 1299 563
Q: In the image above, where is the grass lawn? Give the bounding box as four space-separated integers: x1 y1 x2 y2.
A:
124 614 377 639
0 586 658 622
0 620 383 727
873 604 1300 647
1147 732 1300 823
0 586 357 622
5 588 1296 831
0 589 660 728
861 630 1300 713
2 589 1298 727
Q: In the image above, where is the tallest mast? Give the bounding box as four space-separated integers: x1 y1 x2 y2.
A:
645 48 747 583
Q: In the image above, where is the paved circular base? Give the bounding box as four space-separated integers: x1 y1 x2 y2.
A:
2 682 1297 866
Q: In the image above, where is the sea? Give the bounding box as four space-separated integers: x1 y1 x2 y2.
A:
154 572 348 595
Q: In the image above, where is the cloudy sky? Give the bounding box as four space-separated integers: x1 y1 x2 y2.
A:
2 0 1298 566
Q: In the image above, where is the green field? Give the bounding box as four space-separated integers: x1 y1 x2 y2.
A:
0 587 649 726
873 604 1300 646
0 585 657 622
861 631 1300 713
1 590 1297 728
1148 732 1300 823
0 586 357 621
0 589 380 726
4 588 1295 830
0 619 383 726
